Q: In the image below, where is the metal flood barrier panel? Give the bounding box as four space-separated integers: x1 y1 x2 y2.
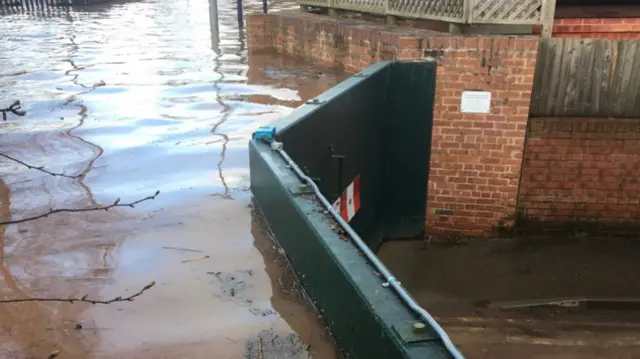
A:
249 61 446 358
275 60 435 249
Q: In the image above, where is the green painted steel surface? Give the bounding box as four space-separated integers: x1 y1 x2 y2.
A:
250 61 446 358
383 62 436 239
276 62 390 247
270 61 435 247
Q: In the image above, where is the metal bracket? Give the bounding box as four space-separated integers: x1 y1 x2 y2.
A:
288 184 315 196
301 166 321 184
329 144 346 197
270 141 283 151
329 144 346 160
305 98 325 105
391 321 438 344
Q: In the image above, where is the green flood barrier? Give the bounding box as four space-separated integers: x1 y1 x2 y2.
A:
249 61 453 359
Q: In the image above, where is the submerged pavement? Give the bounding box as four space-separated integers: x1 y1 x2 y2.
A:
0 0 346 357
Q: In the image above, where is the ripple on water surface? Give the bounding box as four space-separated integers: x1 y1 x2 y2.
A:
0 0 346 358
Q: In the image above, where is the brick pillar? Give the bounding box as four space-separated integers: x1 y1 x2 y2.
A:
246 12 540 237
247 14 274 52
424 37 539 237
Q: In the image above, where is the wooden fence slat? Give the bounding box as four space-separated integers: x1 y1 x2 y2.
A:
541 41 564 112
610 41 625 117
622 41 640 117
565 39 580 116
530 38 549 114
587 40 603 116
632 45 640 118
553 39 572 115
547 39 563 114
599 41 613 117
575 39 594 116
531 38 640 118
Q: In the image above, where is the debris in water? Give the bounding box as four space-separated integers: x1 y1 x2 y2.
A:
74 323 83 330
47 350 60 359
162 246 203 253
244 329 311 359
181 255 210 263
0 281 155 304
0 100 26 121
0 190 161 226
248 308 277 317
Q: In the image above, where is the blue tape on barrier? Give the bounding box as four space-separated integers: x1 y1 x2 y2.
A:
252 126 276 142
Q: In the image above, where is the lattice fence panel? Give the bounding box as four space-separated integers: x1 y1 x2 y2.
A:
330 0 386 13
0 0 71 5
471 0 542 24
299 0 330 7
388 0 464 22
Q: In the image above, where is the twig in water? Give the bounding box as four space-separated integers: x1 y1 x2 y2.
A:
0 152 81 179
162 246 203 253
0 190 161 225
0 281 155 304
182 255 210 263
1 100 26 121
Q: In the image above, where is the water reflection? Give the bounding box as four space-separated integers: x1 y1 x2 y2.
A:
0 0 344 357
251 205 340 359
209 0 220 52
209 0 240 199
63 33 105 206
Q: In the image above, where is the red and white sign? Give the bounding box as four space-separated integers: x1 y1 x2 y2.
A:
332 175 361 222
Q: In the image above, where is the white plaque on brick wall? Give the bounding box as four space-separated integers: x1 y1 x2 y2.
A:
460 91 491 114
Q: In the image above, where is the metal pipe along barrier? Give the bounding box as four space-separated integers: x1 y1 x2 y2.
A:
264 138 465 359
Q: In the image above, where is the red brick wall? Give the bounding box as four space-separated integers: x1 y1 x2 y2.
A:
247 12 539 236
519 118 640 226
247 11 421 72
533 18 640 39
425 38 538 236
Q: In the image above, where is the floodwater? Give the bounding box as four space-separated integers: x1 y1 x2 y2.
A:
378 238 640 358
0 0 346 358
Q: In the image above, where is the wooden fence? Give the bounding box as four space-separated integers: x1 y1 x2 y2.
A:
530 38 640 118
300 0 556 29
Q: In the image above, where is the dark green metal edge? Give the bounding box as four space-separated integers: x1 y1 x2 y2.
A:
271 61 392 137
249 139 451 359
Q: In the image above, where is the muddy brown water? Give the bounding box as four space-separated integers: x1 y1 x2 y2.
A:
378 238 640 358
0 1 346 358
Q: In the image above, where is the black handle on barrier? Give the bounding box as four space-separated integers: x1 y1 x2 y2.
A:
330 144 346 199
